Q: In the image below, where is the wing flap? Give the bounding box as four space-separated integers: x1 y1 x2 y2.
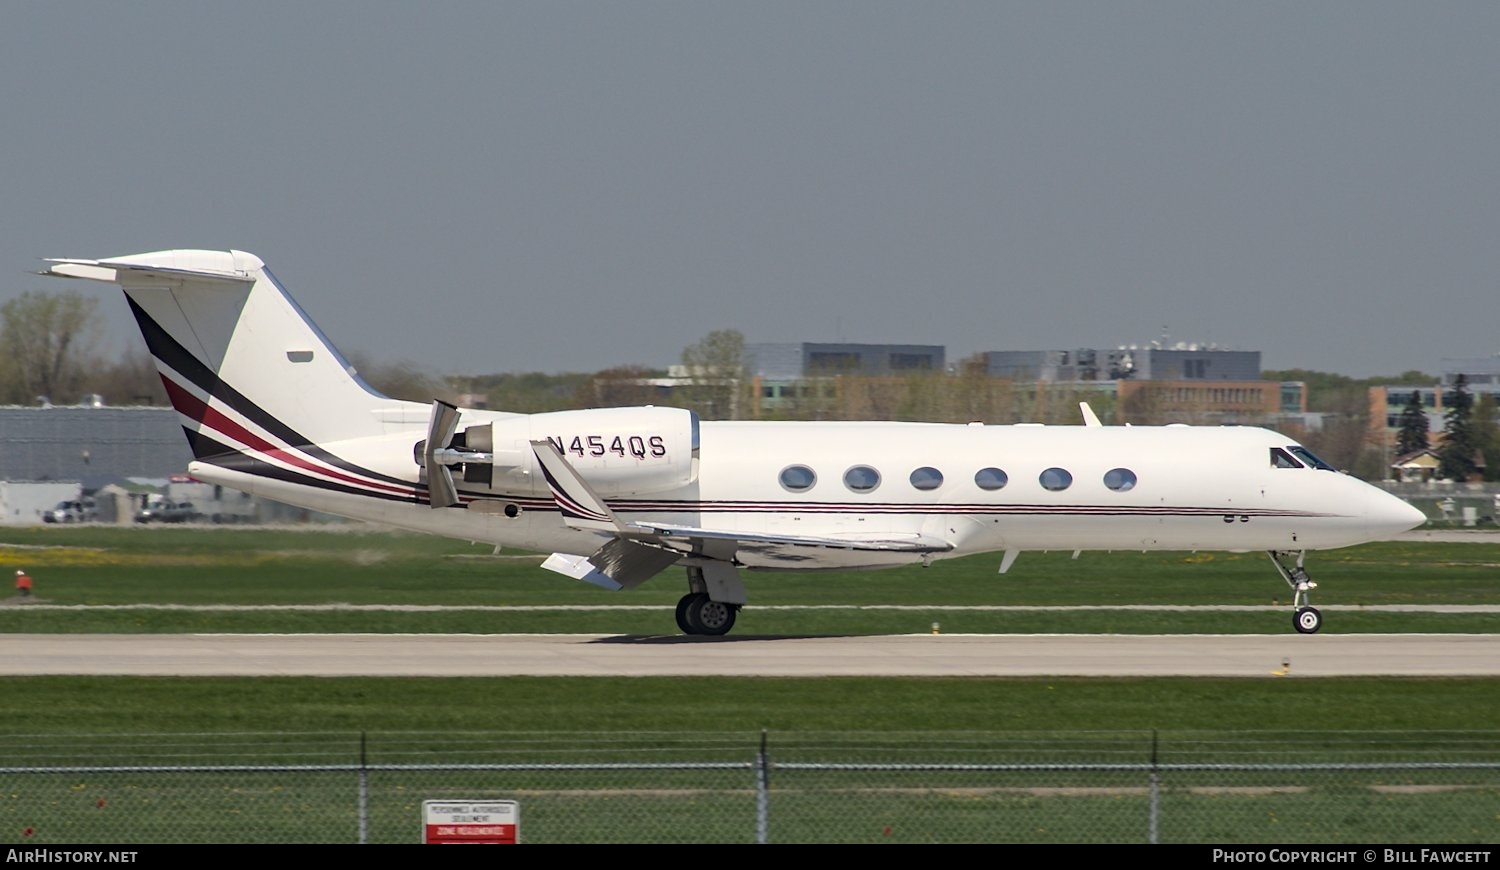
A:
637 521 954 554
542 539 682 591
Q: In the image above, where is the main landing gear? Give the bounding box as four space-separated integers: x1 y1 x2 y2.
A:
675 592 739 636
1268 550 1321 634
674 563 747 636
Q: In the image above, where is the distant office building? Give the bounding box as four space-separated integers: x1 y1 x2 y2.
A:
741 341 1290 423
746 343 945 379
1439 356 1500 388
1117 379 1290 425
980 346 1260 382
745 343 946 414
982 348 1121 382
977 345 1278 425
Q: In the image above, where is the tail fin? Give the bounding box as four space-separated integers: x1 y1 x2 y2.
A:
43 250 395 457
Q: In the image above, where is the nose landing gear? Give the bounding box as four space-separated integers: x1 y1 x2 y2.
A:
1269 550 1321 634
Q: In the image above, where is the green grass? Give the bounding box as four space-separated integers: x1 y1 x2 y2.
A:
3 675 1499 736
1 525 1497 758
3 526 1499 636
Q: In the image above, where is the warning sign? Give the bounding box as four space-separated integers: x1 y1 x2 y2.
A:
422 800 519 844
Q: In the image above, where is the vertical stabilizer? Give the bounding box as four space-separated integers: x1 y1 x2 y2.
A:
43 250 394 458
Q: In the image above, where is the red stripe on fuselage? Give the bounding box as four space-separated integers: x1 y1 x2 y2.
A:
161 375 414 498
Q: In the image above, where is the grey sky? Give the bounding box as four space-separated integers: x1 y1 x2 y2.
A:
4 2 1497 381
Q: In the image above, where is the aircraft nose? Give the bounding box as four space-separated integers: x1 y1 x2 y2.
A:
1369 491 1426 539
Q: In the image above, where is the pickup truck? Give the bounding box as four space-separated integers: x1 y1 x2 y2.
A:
134 501 201 524
42 499 97 523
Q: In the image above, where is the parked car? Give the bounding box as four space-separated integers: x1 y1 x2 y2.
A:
134 501 201 524
42 498 97 524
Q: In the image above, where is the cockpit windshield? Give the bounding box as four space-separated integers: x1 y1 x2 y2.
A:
1270 445 1337 471
1288 445 1336 471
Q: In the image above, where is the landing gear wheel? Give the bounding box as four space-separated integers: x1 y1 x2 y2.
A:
693 599 738 636
676 592 737 636
675 593 696 634
1294 606 1322 635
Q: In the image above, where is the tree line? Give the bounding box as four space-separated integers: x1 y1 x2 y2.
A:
5 289 1496 482
0 291 167 406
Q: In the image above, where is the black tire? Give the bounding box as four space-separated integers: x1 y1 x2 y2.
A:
674 593 698 634
1294 606 1322 635
692 599 737 637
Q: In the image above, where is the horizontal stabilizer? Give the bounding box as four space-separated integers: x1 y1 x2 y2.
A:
42 251 261 285
542 539 681 591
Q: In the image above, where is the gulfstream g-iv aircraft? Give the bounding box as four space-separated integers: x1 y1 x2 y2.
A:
43 250 1426 636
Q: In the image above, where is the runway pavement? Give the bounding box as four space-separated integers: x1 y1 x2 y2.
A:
4 632 1498 677
4 528 1494 679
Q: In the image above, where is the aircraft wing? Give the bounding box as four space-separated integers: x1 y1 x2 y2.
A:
529 440 954 590
635 521 953 554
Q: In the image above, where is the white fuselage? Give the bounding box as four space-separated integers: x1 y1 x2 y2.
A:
192 415 1420 571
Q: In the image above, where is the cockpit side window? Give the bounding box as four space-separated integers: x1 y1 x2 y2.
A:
1288 446 1336 471
1270 447 1304 469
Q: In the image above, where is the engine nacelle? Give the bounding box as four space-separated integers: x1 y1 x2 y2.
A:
455 406 699 498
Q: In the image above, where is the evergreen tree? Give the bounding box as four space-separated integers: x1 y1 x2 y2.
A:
1471 394 1499 482
1437 374 1477 481
1394 390 1430 457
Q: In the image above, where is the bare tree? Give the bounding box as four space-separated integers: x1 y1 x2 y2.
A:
0 290 103 404
588 365 666 408
679 329 747 420
90 346 169 405
945 355 1003 422
342 349 454 403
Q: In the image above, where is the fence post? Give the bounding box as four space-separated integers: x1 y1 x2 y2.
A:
755 729 770 844
358 731 369 845
1148 729 1159 845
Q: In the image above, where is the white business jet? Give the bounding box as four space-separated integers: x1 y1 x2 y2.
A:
43 250 1425 636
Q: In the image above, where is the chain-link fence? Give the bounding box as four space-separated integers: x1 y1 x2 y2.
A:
3 731 1497 843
